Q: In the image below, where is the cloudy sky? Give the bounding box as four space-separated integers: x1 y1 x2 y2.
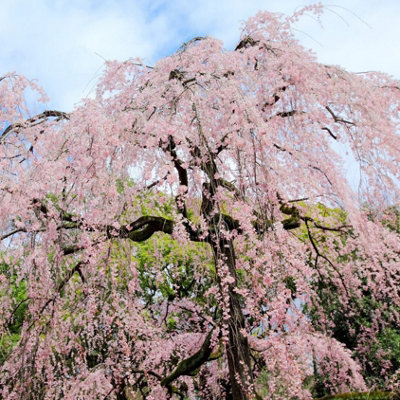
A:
1 0 399 111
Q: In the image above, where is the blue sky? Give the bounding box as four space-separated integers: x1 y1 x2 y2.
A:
1 0 399 111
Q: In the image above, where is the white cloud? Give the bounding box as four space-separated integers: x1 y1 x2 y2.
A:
0 0 398 111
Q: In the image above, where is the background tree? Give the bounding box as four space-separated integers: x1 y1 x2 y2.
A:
0 5 400 399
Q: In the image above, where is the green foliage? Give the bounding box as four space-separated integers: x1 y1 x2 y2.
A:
295 203 400 393
0 333 20 364
381 207 400 234
0 259 28 364
372 328 400 374
8 280 28 335
134 233 214 307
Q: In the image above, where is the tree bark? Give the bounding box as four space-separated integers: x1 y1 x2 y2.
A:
212 239 255 400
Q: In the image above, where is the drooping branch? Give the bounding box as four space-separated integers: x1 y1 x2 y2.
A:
279 200 352 234
161 329 215 387
215 178 242 199
325 105 355 126
177 36 208 54
1 227 27 241
27 261 85 331
3 197 348 253
62 244 84 256
274 109 301 118
109 216 174 242
2 207 198 255
235 36 260 51
305 219 349 296
322 126 338 140
310 165 333 186
0 110 70 143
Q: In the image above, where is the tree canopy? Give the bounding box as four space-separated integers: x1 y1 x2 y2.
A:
0 5 400 400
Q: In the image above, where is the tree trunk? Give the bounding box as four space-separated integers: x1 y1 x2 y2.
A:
226 289 254 400
213 239 255 400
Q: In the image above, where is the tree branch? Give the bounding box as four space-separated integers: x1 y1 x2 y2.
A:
325 106 355 126
109 216 174 242
235 36 259 51
1 227 27 241
322 126 337 140
0 110 70 143
161 329 215 387
305 219 349 296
